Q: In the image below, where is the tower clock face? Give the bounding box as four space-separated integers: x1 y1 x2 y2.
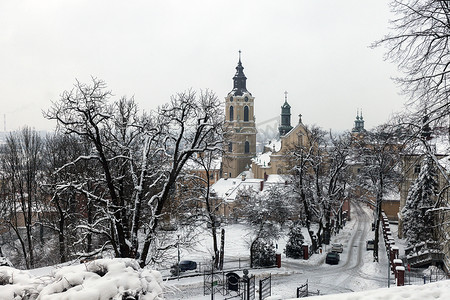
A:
230 96 233 102
244 96 248 102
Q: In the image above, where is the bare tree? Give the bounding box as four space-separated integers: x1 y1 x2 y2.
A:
373 0 450 129
0 127 42 268
44 78 224 267
138 89 224 266
40 133 88 263
355 124 403 261
234 185 291 268
290 126 351 252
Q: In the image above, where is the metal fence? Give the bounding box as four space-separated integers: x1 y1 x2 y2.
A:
161 257 251 279
404 267 449 286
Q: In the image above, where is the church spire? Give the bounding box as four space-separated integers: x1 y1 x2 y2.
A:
230 50 251 96
279 91 293 136
352 108 365 133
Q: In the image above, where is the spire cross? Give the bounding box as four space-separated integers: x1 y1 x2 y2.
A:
239 50 241 62
284 91 288 102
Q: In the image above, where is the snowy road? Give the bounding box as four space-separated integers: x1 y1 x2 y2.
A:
165 201 393 299
269 201 390 297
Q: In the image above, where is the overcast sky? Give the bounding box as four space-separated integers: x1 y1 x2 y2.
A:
0 0 406 133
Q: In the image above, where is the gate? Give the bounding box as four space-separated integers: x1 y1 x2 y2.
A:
204 271 224 297
296 280 320 298
259 274 271 300
296 282 308 298
240 274 255 300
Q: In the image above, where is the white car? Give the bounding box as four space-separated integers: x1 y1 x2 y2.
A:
331 243 343 253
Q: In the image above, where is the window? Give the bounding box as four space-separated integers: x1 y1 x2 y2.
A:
244 106 249 121
245 141 250 153
414 164 421 174
229 106 234 121
228 142 233 152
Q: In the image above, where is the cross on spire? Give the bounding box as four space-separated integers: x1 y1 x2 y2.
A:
284 91 288 102
239 50 241 62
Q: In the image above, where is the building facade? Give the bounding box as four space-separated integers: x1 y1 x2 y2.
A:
222 53 257 178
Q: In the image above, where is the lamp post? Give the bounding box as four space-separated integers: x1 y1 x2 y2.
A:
387 243 390 288
177 234 180 281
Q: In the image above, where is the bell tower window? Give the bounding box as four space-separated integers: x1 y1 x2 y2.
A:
244 141 250 153
244 106 249 122
229 106 234 121
228 142 233 152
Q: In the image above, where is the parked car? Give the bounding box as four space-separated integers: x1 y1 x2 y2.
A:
171 260 198 276
331 243 343 253
325 252 340 265
366 239 375 251
179 260 197 271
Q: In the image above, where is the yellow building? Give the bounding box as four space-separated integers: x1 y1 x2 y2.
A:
222 52 257 179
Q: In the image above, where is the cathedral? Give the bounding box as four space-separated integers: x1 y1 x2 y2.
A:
221 53 309 180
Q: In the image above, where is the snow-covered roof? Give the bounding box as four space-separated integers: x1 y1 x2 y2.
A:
383 190 400 201
402 134 450 156
252 151 272 167
211 174 289 202
265 139 281 152
265 174 289 183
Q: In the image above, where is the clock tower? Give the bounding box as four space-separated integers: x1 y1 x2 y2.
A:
222 52 257 178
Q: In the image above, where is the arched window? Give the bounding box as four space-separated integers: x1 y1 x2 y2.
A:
244 106 249 122
229 106 234 121
244 141 250 153
228 142 233 152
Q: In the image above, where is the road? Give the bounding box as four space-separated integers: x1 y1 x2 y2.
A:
165 201 393 299
269 200 391 297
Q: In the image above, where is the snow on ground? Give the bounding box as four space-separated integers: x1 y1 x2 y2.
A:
163 202 448 299
0 258 164 300
292 280 450 300
2 203 447 299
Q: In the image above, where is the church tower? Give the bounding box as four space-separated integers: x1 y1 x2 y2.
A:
352 109 365 133
222 52 257 178
278 91 293 136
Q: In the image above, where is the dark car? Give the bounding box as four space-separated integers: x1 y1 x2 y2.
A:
325 252 340 265
179 260 197 271
366 239 375 251
171 260 198 276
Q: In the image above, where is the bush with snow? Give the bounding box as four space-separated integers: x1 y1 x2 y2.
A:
284 222 305 259
0 258 164 300
251 239 276 267
0 266 41 300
